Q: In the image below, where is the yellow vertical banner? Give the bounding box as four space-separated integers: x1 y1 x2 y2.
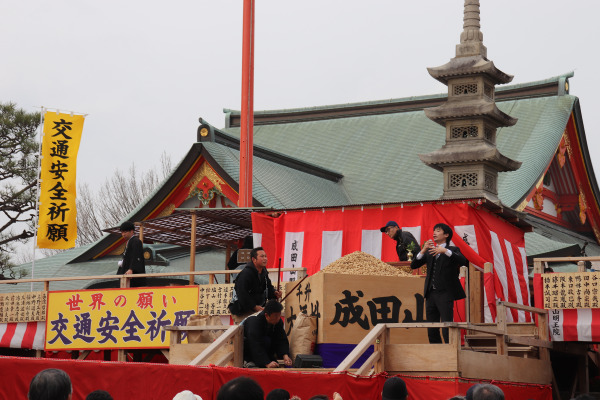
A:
37 112 85 249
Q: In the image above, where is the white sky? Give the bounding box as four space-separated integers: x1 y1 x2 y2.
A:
2 1 599 190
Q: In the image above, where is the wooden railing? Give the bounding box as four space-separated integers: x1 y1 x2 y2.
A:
0 267 307 291
533 256 600 274
165 324 244 367
334 300 551 380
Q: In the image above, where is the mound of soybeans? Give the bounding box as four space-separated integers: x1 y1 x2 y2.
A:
321 251 416 277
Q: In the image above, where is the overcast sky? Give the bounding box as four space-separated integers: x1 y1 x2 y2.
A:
2 1 599 191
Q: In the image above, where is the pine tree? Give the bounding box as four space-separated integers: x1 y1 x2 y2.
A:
0 102 40 278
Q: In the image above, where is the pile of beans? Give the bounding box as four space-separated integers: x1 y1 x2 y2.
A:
321 251 417 277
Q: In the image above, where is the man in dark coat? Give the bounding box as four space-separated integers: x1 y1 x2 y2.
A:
243 300 292 368
229 247 281 323
118 221 146 287
411 223 467 344
380 221 421 261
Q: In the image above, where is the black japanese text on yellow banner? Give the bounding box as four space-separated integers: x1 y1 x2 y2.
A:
45 287 200 351
37 112 84 249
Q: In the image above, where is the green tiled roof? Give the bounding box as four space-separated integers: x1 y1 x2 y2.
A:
496 96 575 206
222 95 576 208
526 215 600 257
203 142 350 208
525 231 579 256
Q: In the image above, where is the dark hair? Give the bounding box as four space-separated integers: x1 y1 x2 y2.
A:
119 221 135 232
466 384 482 400
264 299 283 315
266 388 291 400
86 390 113 400
242 235 254 249
433 223 453 245
308 396 329 400
217 376 264 400
473 384 504 400
28 369 72 400
382 376 407 400
250 247 265 260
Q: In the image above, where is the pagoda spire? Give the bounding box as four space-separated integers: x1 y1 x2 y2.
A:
456 0 487 58
419 0 521 202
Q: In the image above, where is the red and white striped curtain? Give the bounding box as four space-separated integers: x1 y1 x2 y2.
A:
252 202 531 322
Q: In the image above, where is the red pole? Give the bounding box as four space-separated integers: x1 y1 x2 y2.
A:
239 0 255 207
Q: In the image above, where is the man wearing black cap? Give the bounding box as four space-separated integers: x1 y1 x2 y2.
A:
380 221 420 262
381 376 407 400
411 223 467 344
118 221 146 287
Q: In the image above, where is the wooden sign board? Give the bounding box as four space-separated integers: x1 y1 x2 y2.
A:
542 272 600 309
0 292 46 323
284 273 428 344
198 283 288 316
198 284 234 316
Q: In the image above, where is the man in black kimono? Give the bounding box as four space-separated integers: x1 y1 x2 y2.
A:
243 300 292 368
118 221 146 287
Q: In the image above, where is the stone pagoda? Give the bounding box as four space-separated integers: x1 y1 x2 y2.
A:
419 0 521 202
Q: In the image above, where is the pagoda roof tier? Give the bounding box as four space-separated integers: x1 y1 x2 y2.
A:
424 98 518 127
427 55 513 85
419 142 522 173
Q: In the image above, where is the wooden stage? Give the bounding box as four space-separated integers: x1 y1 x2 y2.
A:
167 301 552 385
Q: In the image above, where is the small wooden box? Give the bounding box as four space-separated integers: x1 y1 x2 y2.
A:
237 249 252 263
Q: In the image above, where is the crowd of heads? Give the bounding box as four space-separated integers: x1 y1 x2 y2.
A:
213 376 510 400
27 368 209 400
30 367 599 400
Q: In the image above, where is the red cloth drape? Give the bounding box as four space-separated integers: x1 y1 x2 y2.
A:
0 356 551 400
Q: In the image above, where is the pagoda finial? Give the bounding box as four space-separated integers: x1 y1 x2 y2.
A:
456 0 487 58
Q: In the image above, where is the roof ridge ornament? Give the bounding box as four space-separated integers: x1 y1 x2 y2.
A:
456 0 487 58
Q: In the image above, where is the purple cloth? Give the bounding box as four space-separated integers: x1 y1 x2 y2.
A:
315 343 374 368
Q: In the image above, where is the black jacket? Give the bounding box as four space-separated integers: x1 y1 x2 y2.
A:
243 311 289 367
394 230 421 261
233 262 277 315
119 236 146 275
410 245 466 300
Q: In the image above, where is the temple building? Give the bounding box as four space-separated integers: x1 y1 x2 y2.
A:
10 1 600 291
